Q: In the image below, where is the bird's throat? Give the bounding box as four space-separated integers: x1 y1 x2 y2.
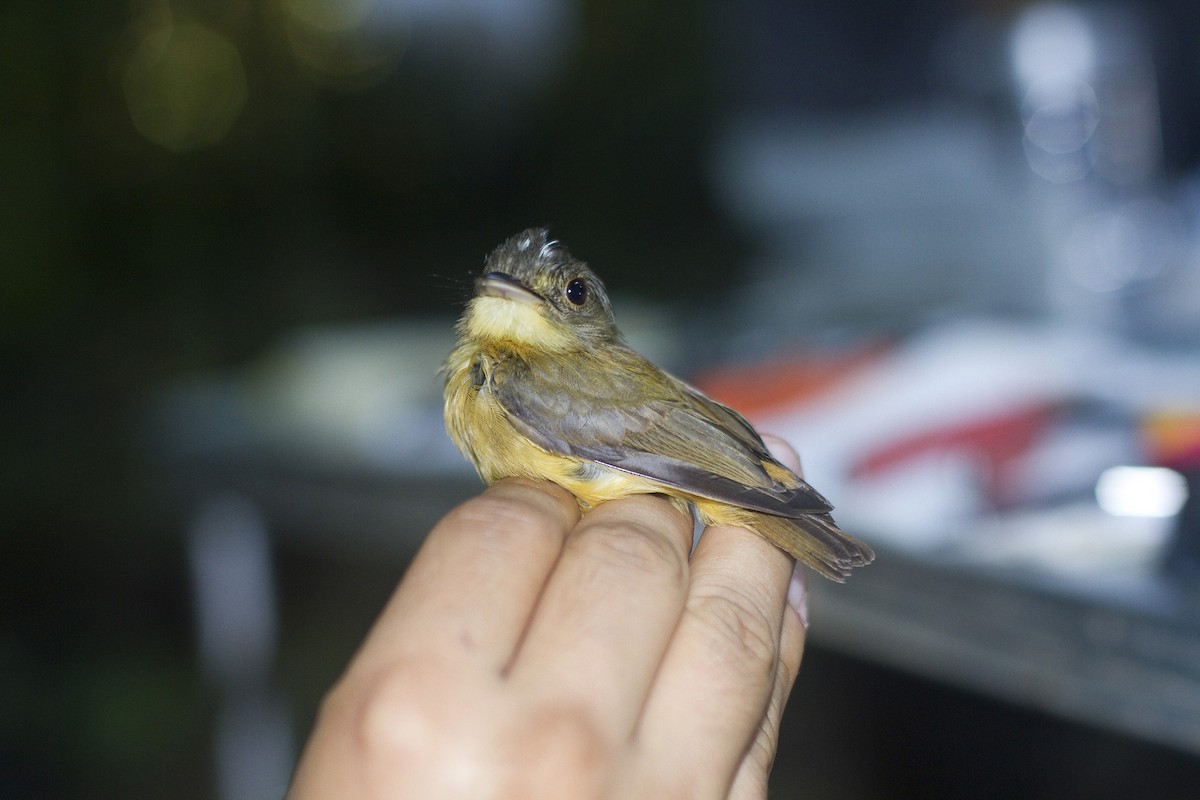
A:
465 296 575 352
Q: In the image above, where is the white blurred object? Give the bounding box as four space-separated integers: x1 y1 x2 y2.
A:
1096 466 1189 518
248 320 460 469
1011 3 1096 88
189 497 278 681
1011 2 1160 186
712 110 1045 338
189 495 293 800
963 502 1172 579
756 318 1200 560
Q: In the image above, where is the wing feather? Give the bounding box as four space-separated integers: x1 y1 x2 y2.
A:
489 348 832 518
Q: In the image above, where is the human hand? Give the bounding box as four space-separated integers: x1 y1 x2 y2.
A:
287 437 809 799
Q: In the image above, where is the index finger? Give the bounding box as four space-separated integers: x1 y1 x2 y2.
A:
351 478 580 676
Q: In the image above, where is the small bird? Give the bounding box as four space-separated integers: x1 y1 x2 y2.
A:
443 229 873 581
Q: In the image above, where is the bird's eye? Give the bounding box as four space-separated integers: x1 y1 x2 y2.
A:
565 278 588 305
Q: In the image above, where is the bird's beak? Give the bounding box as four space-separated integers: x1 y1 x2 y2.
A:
477 271 543 306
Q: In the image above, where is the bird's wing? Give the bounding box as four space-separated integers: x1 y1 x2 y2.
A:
489 350 832 518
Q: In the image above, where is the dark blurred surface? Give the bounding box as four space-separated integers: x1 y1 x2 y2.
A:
7 1 1200 798
774 645 1200 800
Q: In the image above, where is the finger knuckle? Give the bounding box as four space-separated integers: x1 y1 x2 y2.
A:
509 705 613 798
337 662 450 761
446 490 570 556
576 516 686 580
326 665 618 799
332 662 520 794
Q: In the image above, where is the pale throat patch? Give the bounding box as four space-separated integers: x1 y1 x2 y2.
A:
466 296 574 350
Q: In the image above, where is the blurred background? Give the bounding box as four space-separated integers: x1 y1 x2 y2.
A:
7 0 1200 797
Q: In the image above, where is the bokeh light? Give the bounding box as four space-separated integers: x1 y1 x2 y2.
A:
121 7 248 152
279 0 405 89
1096 465 1188 518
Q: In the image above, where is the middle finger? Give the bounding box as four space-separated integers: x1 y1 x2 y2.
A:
507 494 694 739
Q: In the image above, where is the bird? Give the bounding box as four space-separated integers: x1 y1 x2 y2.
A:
442 228 873 581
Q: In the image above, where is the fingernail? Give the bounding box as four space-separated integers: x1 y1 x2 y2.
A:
787 564 809 628
761 434 802 474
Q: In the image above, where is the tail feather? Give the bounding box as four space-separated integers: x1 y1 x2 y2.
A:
763 511 874 582
698 502 874 582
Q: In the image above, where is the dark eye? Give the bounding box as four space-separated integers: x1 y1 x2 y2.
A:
565 278 588 305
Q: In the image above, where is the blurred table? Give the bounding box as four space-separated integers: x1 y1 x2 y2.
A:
809 545 1200 756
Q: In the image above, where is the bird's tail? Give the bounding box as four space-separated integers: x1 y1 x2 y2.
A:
697 502 874 582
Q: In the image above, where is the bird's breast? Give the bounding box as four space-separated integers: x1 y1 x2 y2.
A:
444 345 575 486
443 344 667 507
